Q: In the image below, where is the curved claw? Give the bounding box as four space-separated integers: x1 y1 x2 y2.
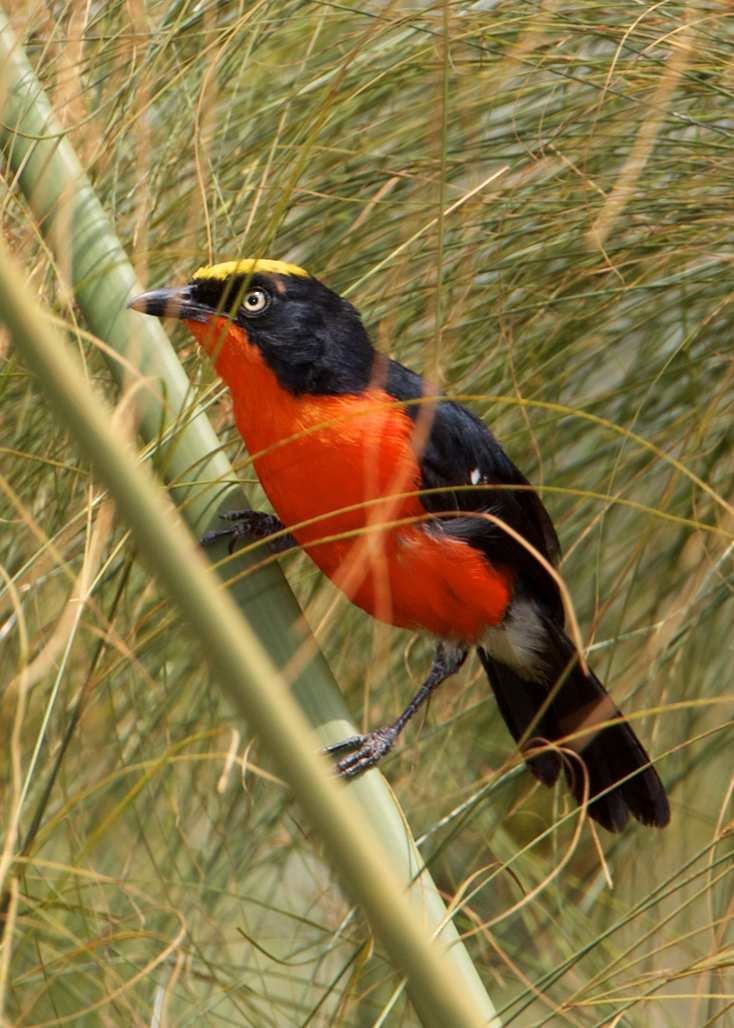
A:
322 734 366 757
327 726 398 779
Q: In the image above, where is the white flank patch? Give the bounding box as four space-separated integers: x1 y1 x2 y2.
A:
482 598 547 679
470 467 482 485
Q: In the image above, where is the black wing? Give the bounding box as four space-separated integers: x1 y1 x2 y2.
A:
386 359 563 622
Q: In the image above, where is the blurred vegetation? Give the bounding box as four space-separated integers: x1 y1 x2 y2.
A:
1 1 732 1025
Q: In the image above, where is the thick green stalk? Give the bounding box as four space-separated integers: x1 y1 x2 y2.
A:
0 11 499 1026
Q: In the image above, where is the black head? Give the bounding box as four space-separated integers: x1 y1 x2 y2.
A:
128 258 375 396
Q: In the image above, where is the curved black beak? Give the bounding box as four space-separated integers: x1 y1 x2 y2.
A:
127 285 212 323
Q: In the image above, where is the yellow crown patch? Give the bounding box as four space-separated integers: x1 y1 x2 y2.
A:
192 258 308 281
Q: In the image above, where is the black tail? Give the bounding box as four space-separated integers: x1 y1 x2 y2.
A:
477 627 670 832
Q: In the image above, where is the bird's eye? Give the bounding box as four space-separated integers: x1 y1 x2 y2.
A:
241 287 270 316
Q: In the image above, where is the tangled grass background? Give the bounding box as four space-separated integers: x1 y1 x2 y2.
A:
1 2 732 1024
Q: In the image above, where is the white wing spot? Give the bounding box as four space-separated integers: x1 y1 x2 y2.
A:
470 467 482 485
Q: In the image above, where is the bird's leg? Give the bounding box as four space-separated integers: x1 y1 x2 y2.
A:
200 509 296 554
325 643 468 778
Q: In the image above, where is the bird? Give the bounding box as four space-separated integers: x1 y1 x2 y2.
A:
129 258 670 833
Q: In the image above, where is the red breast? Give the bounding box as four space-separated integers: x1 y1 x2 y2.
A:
186 317 512 640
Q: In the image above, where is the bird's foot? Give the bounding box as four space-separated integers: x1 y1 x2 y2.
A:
324 726 399 779
323 643 468 780
200 509 294 553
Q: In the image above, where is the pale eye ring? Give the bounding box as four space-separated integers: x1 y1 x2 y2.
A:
241 287 270 316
